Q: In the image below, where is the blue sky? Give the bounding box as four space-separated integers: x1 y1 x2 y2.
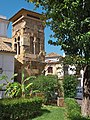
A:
0 0 64 55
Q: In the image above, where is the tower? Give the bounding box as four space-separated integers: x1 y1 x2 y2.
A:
9 9 45 80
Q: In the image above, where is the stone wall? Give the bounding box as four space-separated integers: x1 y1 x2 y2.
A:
11 10 45 81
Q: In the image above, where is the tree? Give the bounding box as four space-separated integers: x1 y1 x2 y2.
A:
27 0 90 116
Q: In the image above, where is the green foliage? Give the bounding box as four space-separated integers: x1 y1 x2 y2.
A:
65 98 90 120
26 1 90 115
0 70 36 98
63 75 78 98
31 75 58 103
65 98 81 120
0 73 18 97
5 82 22 97
20 69 36 98
63 55 86 66
0 97 42 120
27 0 90 63
0 73 18 87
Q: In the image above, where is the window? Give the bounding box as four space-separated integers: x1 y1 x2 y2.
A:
14 37 20 55
15 38 16 42
18 36 20 41
48 67 53 73
18 37 20 54
18 37 20 55
14 44 17 52
18 42 20 55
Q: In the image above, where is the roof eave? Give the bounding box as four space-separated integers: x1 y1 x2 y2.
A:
9 8 43 22
0 50 16 54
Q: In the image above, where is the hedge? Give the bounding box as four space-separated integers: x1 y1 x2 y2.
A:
65 98 90 120
0 97 42 120
63 75 78 98
65 98 81 120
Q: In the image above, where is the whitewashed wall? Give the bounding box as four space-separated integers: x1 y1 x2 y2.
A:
45 56 64 78
0 22 7 37
45 63 64 79
0 53 15 98
45 57 60 63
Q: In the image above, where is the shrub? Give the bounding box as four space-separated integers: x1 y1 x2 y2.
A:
0 71 36 98
65 98 90 120
0 97 42 120
65 98 81 120
31 75 58 103
63 75 78 98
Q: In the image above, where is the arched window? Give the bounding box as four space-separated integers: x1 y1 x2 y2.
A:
15 38 17 42
18 36 20 54
18 36 20 41
14 37 20 55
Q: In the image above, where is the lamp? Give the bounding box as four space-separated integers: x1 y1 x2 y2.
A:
0 68 3 74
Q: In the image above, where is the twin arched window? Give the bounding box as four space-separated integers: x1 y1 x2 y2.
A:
14 36 20 55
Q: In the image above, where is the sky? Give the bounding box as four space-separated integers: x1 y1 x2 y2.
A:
0 0 64 56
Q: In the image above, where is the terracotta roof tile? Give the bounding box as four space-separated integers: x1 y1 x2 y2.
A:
45 52 62 58
0 37 12 43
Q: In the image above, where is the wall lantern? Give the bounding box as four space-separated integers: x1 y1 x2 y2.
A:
0 68 3 74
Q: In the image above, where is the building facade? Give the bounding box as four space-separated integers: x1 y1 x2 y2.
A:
45 52 64 79
0 16 15 98
9 9 46 81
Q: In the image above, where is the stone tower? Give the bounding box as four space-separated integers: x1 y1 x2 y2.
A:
9 8 45 81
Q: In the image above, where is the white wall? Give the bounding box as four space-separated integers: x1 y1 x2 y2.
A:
68 65 76 75
45 56 64 78
0 16 9 37
45 63 64 79
0 22 7 37
56 64 64 78
0 53 14 98
45 57 60 63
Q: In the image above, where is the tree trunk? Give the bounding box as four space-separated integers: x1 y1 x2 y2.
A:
82 65 90 117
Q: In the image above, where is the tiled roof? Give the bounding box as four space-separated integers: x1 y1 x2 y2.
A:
45 52 62 58
0 41 15 53
0 36 12 43
9 8 42 22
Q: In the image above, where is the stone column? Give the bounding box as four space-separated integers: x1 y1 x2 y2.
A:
33 36 37 55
